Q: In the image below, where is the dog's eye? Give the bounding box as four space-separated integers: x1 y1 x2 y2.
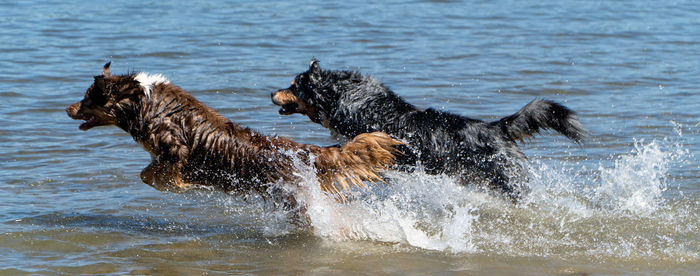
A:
297 90 309 101
299 76 311 87
88 91 107 105
294 77 304 87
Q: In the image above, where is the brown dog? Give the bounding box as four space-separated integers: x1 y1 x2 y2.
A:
66 62 401 220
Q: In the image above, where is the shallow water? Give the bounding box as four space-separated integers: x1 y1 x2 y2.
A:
1 0 699 274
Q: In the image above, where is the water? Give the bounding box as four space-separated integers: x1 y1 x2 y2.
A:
1 0 699 274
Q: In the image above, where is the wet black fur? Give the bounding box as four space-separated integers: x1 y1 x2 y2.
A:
272 60 587 201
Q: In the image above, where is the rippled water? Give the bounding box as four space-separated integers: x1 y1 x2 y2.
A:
2 0 699 274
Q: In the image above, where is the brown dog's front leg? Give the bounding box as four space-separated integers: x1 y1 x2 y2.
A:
140 161 172 191
168 169 192 191
140 162 156 185
145 161 192 192
139 161 187 191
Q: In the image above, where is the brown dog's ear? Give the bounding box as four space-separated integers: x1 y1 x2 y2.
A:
94 76 106 92
103 61 111 77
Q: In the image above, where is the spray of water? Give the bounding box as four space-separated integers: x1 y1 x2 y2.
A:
264 135 695 261
202 133 696 262
593 139 673 215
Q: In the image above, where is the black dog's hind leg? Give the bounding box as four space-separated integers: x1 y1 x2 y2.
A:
457 157 529 203
267 185 312 228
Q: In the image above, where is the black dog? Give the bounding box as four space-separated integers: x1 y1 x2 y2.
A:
272 60 587 201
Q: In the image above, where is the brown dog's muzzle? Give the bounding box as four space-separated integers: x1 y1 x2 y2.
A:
66 101 95 131
66 101 113 131
66 102 82 119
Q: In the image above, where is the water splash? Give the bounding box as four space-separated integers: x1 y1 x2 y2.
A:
269 136 695 261
593 139 675 215
257 150 482 252
304 170 481 253
511 138 696 260
213 135 696 262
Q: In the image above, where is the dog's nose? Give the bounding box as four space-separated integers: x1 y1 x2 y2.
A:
66 102 81 118
65 104 75 116
271 90 282 104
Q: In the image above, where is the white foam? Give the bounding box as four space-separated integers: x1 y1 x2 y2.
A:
204 130 694 261
134 72 170 98
298 166 480 253
302 136 691 256
593 139 670 215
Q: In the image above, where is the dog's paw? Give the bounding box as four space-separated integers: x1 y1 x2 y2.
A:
140 164 155 184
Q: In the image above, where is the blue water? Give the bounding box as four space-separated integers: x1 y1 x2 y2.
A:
1 0 699 274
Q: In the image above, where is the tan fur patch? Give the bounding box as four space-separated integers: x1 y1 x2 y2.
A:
313 132 403 201
272 89 300 105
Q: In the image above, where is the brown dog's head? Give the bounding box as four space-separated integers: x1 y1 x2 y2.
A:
66 62 146 130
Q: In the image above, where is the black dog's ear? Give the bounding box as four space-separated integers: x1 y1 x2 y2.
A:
309 58 321 73
103 61 112 77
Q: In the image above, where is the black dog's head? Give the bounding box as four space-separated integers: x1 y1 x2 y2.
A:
66 62 145 130
271 59 344 124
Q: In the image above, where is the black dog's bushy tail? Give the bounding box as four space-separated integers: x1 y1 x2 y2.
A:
490 99 587 143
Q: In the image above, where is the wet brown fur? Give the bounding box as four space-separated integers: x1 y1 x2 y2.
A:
66 62 401 209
